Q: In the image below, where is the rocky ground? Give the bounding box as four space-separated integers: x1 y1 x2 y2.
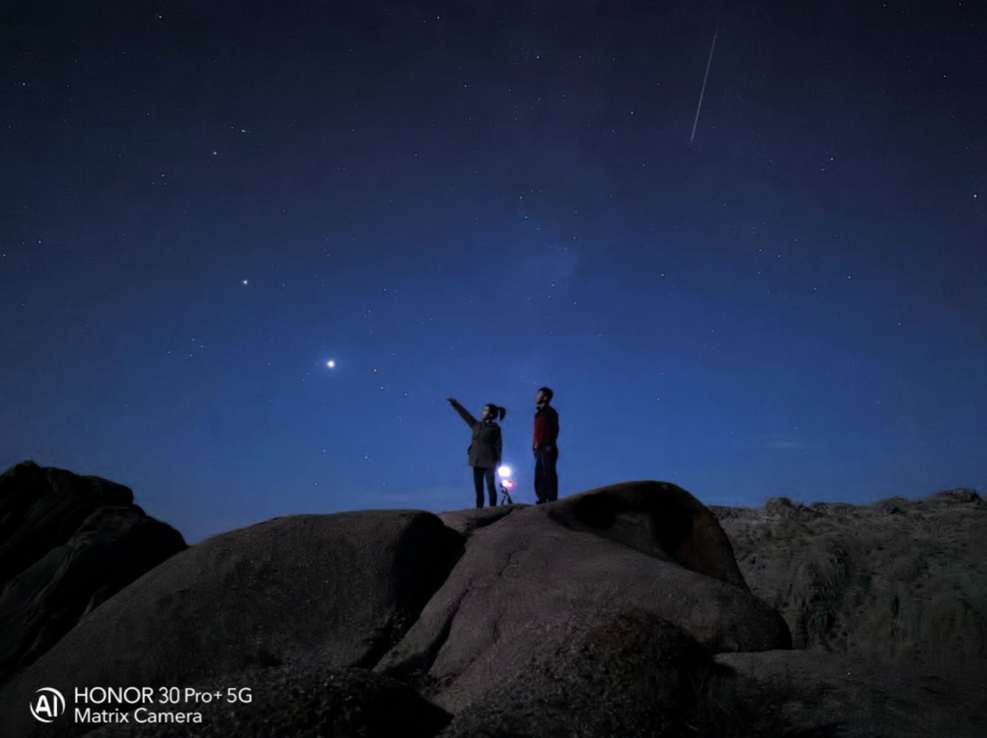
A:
708 490 987 737
0 461 983 737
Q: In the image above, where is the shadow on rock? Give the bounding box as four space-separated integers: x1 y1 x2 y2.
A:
0 461 186 688
2 510 463 738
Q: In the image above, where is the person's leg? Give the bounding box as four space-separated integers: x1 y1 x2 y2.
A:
534 449 546 504
472 467 485 508
545 447 559 501
485 468 497 507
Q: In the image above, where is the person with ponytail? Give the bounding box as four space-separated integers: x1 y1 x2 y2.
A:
446 397 506 508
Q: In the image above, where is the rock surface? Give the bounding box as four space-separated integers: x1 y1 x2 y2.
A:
3 474 985 737
2 509 463 738
710 648 987 738
548 481 751 590
713 490 987 678
0 461 186 687
82 667 452 738
377 484 789 703
434 608 715 738
4 479 779 738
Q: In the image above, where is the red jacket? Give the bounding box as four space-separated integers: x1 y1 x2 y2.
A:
533 405 559 450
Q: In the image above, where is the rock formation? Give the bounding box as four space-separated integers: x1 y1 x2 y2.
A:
2 479 786 738
703 490 987 737
0 461 186 688
1 467 984 738
713 490 987 677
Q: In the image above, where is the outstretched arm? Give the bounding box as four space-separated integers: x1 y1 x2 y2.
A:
446 397 477 428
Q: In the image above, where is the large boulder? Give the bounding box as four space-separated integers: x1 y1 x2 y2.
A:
377 482 790 726
546 481 751 590
0 461 186 686
2 510 463 738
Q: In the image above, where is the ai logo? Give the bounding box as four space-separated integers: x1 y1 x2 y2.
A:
30 687 66 723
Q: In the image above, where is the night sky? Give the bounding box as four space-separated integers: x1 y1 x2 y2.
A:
2 1 985 544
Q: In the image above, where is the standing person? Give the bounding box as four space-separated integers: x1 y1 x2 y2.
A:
533 387 560 504
446 397 506 508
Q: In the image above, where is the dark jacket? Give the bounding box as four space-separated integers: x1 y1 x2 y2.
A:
533 405 559 450
449 399 503 468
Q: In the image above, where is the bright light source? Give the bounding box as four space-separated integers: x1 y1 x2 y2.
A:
497 465 511 478
504 480 515 489
327 360 336 369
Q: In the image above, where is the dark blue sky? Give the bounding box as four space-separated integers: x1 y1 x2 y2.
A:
2 1 984 543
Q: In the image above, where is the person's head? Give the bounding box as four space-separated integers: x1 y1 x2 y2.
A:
482 404 506 422
535 387 554 408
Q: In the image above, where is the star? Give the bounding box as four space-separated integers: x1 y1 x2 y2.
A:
326 360 335 369
242 279 248 285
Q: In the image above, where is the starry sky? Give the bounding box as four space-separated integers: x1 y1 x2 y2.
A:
2 1 984 543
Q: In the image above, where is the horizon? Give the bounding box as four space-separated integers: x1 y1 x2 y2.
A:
2 1 985 545
1 456 981 546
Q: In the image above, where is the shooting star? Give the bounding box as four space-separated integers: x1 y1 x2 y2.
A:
689 22 719 145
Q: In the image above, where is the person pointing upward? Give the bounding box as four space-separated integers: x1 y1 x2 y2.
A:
446 397 505 508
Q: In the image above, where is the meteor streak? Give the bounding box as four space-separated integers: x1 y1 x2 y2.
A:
690 22 719 145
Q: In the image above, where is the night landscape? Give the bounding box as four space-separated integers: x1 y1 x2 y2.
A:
1 1 985 736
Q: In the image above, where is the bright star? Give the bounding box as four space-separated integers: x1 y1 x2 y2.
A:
326 360 336 369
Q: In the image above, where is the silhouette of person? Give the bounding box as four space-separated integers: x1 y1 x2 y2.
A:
447 397 505 508
533 387 559 504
